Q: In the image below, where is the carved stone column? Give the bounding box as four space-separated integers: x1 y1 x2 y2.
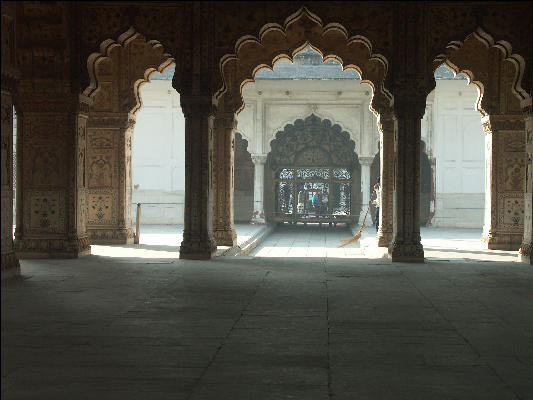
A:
212 112 237 246
14 95 91 258
1 3 20 275
179 96 216 259
519 111 532 264
481 115 526 251
1 74 20 275
389 95 426 263
86 113 135 244
377 112 394 247
359 157 373 226
251 155 267 224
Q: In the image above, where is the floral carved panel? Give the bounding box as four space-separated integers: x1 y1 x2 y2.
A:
26 190 66 233
88 191 116 225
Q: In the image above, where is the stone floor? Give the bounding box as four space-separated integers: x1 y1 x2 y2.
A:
89 224 267 258
2 225 532 399
248 224 520 263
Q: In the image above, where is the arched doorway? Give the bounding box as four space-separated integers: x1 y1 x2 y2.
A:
83 31 175 244
265 114 361 225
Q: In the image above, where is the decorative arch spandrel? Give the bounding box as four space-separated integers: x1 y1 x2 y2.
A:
79 3 188 94
84 28 174 115
211 3 395 99
433 27 531 114
215 7 392 117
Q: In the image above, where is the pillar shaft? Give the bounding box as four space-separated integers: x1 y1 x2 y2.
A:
212 112 237 246
14 95 91 258
359 157 373 226
179 96 216 259
377 113 394 247
482 114 527 251
1 76 20 274
389 98 425 262
251 155 267 224
519 112 533 264
86 113 135 244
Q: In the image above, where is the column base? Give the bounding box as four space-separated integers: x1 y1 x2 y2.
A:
1 251 20 279
14 235 91 258
377 230 393 248
251 211 266 225
519 243 532 265
88 228 135 244
389 241 425 263
482 232 523 251
214 229 237 246
179 236 217 260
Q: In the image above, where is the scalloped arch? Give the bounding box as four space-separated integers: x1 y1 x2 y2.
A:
267 111 359 155
216 7 392 116
268 114 359 168
83 26 174 115
433 27 531 113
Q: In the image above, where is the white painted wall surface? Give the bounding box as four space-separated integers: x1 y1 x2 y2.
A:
131 76 486 228
428 80 485 228
132 80 185 224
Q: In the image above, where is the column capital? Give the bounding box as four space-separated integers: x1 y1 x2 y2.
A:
180 95 214 118
392 77 434 119
358 156 374 166
482 114 525 135
251 154 267 165
14 92 92 113
377 111 395 137
214 111 237 131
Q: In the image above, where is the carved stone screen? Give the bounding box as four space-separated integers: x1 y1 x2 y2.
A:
268 115 360 224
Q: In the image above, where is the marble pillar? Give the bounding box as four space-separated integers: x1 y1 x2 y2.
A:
14 95 91 258
377 113 394 248
86 113 135 244
179 96 216 259
481 114 526 251
251 155 267 224
1 75 20 275
389 97 425 263
519 111 532 264
213 112 237 246
359 157 373 226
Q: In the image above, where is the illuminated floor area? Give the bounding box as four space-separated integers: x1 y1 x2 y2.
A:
89 224 266 259
86 223 519 262
2 246 532 399
250 225 520 263
249 224 365 258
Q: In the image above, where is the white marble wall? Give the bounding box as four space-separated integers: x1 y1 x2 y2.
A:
132 80 185 224
426 80 485 228
131 76 485 228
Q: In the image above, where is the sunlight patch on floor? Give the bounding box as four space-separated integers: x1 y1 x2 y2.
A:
90 245 179 259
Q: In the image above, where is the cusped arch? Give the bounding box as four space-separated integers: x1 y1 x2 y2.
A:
216 7 392 116
433 27 531 114
84 26 174 116
268 111 358 155
268 114 358 169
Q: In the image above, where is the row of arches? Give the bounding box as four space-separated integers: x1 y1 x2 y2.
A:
2 6 531 269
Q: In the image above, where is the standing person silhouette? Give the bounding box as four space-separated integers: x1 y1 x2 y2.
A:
370 177 381 232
